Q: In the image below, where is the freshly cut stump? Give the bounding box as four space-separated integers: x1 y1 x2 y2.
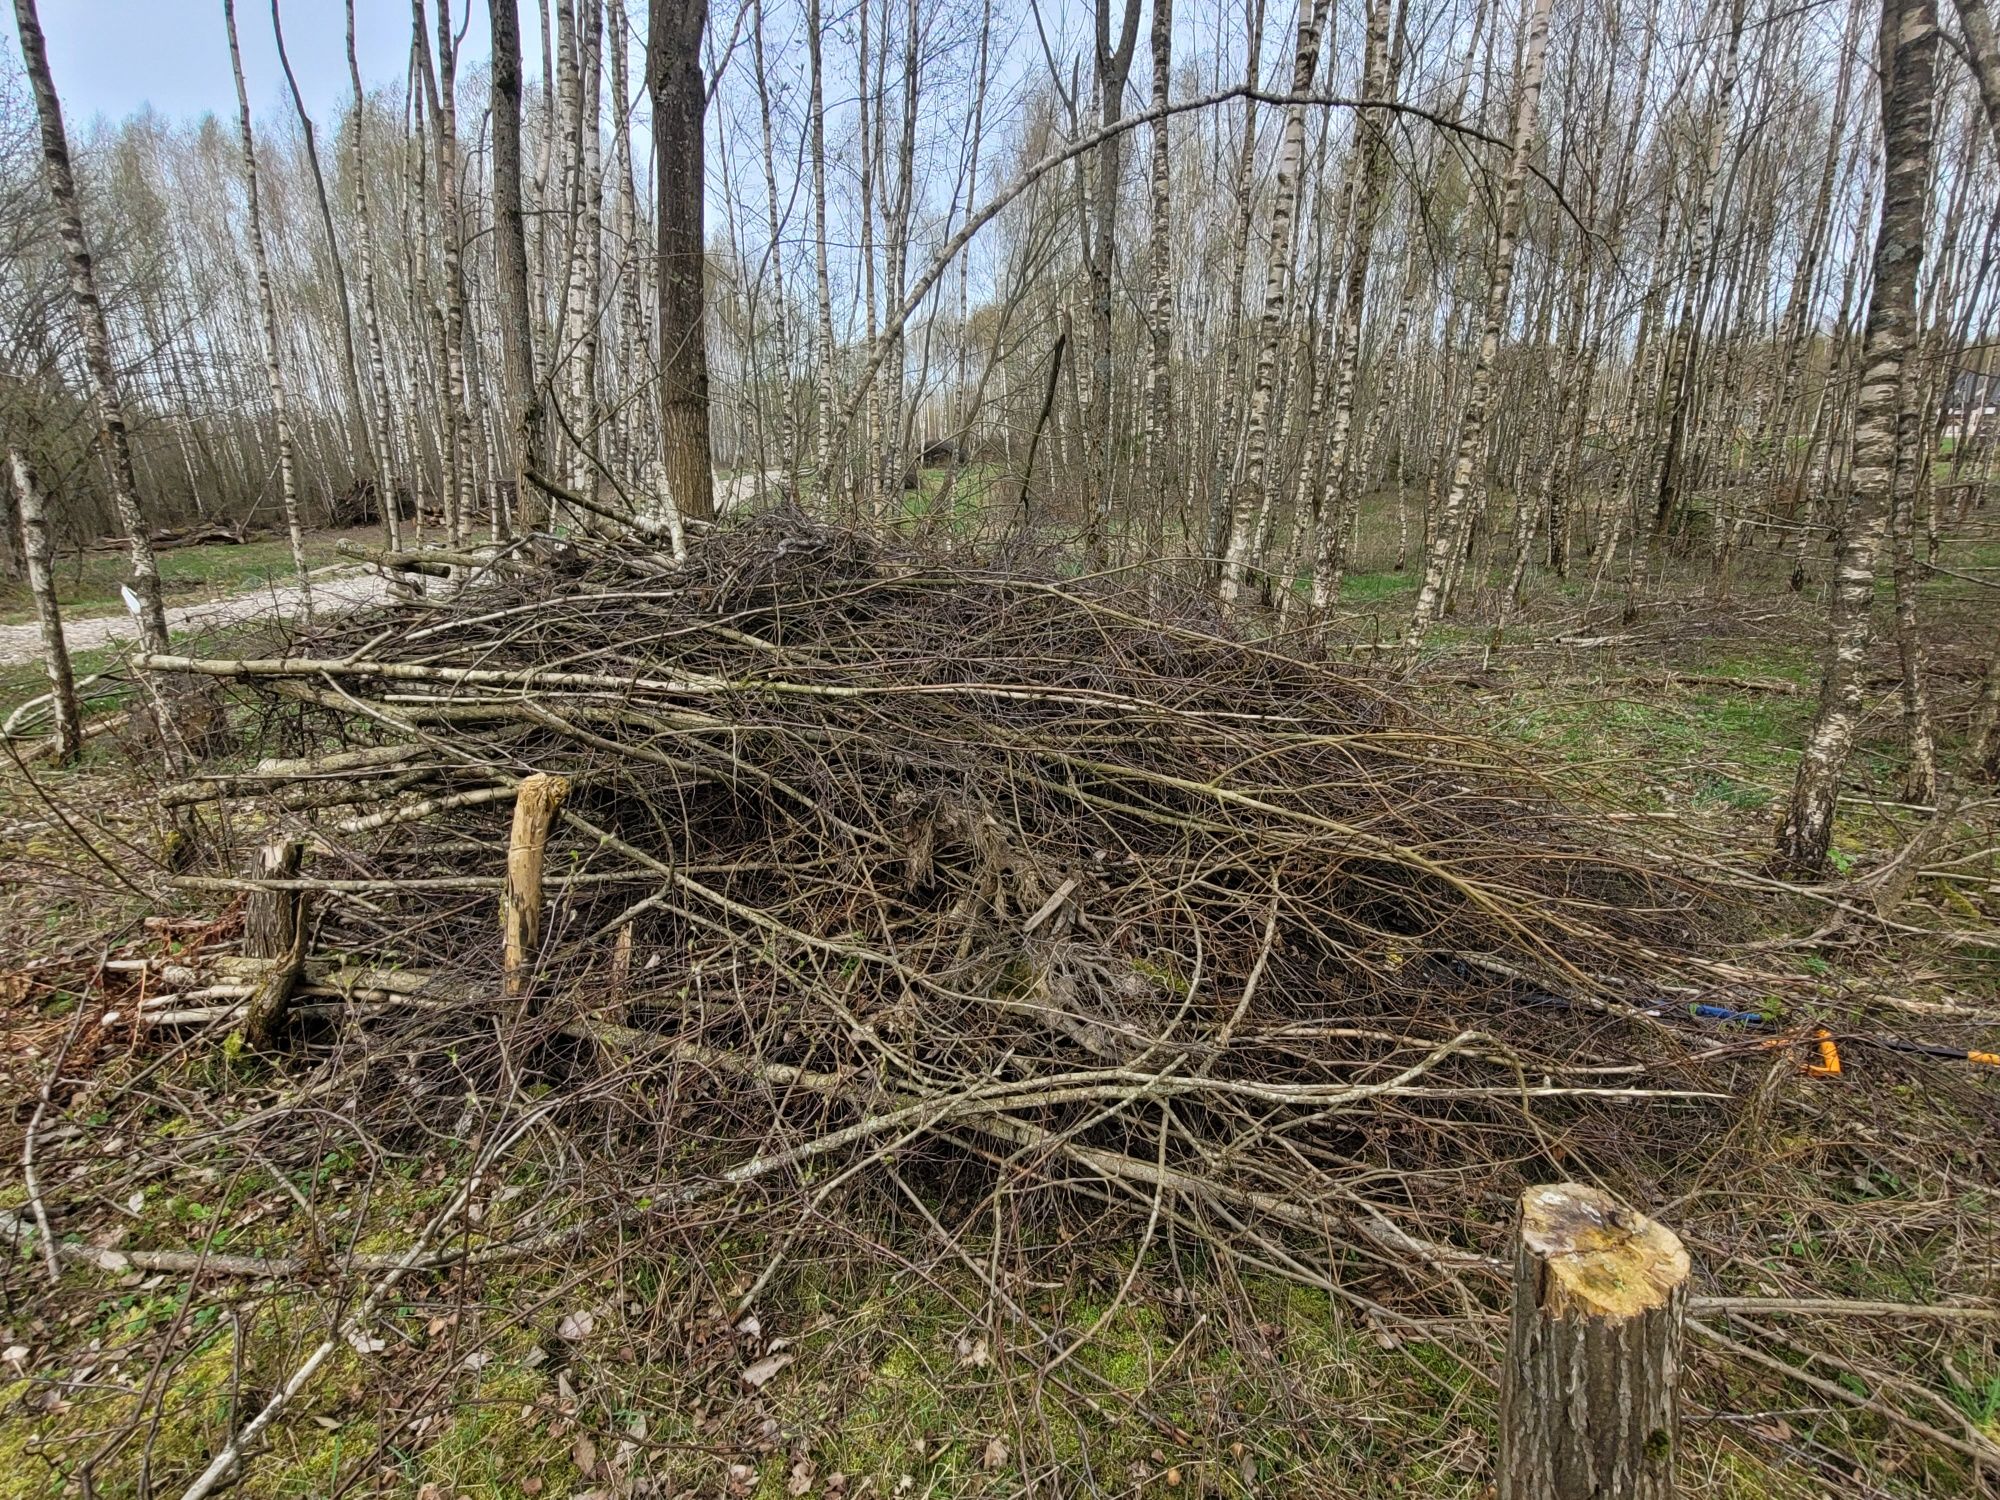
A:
1499 1182 1690 1500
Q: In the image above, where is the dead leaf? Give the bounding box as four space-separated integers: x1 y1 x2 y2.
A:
1748 1418 1794 1443
521 1480 544 1497
344 1329 386 1356
558 1309 596 1341
573 1433 598 1477
741 1352 795 1388
955 1334 989 1369
787 1457 817 1495
983 1435 1009 1470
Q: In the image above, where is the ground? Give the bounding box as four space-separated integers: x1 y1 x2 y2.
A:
1 509 1996 1498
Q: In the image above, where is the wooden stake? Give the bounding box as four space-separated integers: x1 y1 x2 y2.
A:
1500 1183 1690 1500
501 773 571 997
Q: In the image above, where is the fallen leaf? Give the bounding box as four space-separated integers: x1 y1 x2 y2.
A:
558 1309 596 1341
96 1251 130 1273
955 1334 989 1369
787 1457 817 1495
521 1480 544 1497
345 1329 386 1356
573 1433 598 1477
983 1436 1009 1470
741 1352 795 1388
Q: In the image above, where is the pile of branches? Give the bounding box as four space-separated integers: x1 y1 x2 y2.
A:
133 514 1755 1307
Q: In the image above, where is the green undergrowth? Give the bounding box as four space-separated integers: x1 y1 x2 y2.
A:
0 532 360 628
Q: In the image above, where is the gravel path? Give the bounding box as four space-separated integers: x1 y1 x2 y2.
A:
0 567 390 667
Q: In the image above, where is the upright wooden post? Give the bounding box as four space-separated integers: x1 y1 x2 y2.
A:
502 773 571 998
240 838 306 1050
1500 1183 1690 1500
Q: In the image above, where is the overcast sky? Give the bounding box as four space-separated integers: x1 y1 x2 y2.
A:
2 0 513 132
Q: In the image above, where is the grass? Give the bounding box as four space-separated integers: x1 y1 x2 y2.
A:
0 528 368 627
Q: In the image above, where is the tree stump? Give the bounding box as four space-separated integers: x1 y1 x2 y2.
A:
1499 1183 1690 1500
240 839 306 1050
502 773 572 999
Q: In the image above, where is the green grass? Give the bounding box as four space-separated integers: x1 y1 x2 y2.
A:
0 531 360 626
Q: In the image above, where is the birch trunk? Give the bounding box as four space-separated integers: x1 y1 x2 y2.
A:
346 0 403 551
1218 0 1330 606
1777 0 1938 872
1307 0 1401 613
11 0 170 655
1404 0 1554 648
224 0 313 619
8 446 80 763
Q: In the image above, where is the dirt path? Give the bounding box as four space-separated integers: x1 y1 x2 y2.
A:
0 566 389 667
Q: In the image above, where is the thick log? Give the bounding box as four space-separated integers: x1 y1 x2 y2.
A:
501 773 571 998
240 840 306 1049
1499 1183 1689 1500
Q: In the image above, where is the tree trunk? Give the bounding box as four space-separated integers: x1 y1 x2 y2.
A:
224 0 313 618
240 839 306 1052
12 0 170 655
1219 0 1331 605
8 446 80 764
652 0 716 523
1777 0 1938 873
1139 0 1173 524
1405 0 1554 648
809 0 838 498
1499 1183 1690 1500
1307 0 1402 614
346 0 404 553
491 0 547 530
271 0 371 507
1955 0 2000 151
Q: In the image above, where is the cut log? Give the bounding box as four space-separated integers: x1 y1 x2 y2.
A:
501 773 572 998
1499 1182 1690 1500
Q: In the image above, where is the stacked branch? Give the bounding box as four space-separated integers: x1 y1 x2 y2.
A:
132 516 1750 1302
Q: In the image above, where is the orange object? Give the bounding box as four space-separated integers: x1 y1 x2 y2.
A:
1802 1028 1842 1077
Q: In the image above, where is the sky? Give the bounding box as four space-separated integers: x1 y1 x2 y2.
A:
1 0 507 133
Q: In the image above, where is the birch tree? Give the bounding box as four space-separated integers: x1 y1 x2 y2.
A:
1777 0 1939 871
1405 0 1556 647
223 0 312 613
11 0 171 654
